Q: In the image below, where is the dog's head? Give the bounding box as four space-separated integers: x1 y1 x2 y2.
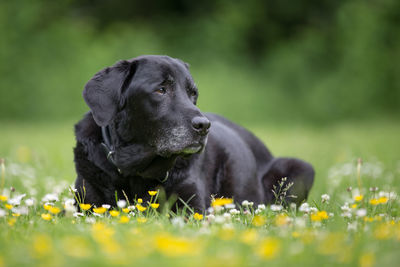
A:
83 55 210 176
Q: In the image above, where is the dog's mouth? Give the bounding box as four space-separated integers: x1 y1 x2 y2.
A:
180 143 203 154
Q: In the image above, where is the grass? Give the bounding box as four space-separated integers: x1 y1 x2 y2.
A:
0 119 399 266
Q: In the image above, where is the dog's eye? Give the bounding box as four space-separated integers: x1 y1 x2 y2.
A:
190 91 197 97
155 87 166 95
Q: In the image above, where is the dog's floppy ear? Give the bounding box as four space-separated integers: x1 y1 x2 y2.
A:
83 60 137 126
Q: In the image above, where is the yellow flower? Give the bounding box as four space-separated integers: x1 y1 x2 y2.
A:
119 215 130 224
122 208 130 213
150 203 160 209
252 215 266 227
311 211 329 222
136 204 147 212
351 204 357 209
79 203 91 211
354 195 364 202
137 198 143 204
378 196 388 204
217 228 235 240
62 236 92 259
137 218 147 223
109 210 120 217
93 207 107 214
5 204 13 210
373 223 391 240
193 212 203 220
359 252 375 267
369 198 379 205
32 234 53 257
12 213 20 217
275 214 289 226
49 206 61 215
155 233 197 257
211 198 233 207
0 195 7 202
364 217 374 222
41 213 52 221
43 204 52 210
292 231 300 238
256 237 281 260
240 229 257 244
8 218 17 226
148 191 158 196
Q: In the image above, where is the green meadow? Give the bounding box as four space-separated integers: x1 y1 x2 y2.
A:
0 120 399 266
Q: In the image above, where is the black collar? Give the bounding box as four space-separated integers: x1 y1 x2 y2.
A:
101 125 122 174
100 125 169 182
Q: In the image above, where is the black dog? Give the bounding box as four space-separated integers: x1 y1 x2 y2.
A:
74 55 314 210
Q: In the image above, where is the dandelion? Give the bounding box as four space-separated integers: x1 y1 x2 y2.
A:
62 236 92 259
41 213 52 221
351 204 357 209
369 199 379 205
117 200 127 208
150 203 160 209
137 218 147 223
136 204 147 212
252 215 266 227
119 215 130 224
311 211 329 222
240 229 257 244
93 207 107 214
193 213 203 220
378 196 388 204
109 210 120 217
137 198 143 204
122 208 130 213
155 234 196 257
48 206 61 215
354 195 364 202
0 195 7 202
5 204 13 210
275 214 289 226
8 218 17 226
148 190 158 196
79 203 91 211
212 198 234 207
256 237 281 259
32 234 52 257
359 252 375 267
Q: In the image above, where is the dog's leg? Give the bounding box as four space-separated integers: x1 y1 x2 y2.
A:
262 157 314 205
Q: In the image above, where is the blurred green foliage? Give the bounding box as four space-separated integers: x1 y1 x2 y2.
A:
0 0 399 124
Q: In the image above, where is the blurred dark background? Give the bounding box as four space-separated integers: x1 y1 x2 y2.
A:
1 0 399 125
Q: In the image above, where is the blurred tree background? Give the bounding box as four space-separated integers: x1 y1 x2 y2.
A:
0 0 399 125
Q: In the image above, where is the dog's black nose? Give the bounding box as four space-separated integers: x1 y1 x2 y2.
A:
191 116 211 135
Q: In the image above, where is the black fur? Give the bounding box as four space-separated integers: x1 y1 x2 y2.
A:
74 55 314 210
